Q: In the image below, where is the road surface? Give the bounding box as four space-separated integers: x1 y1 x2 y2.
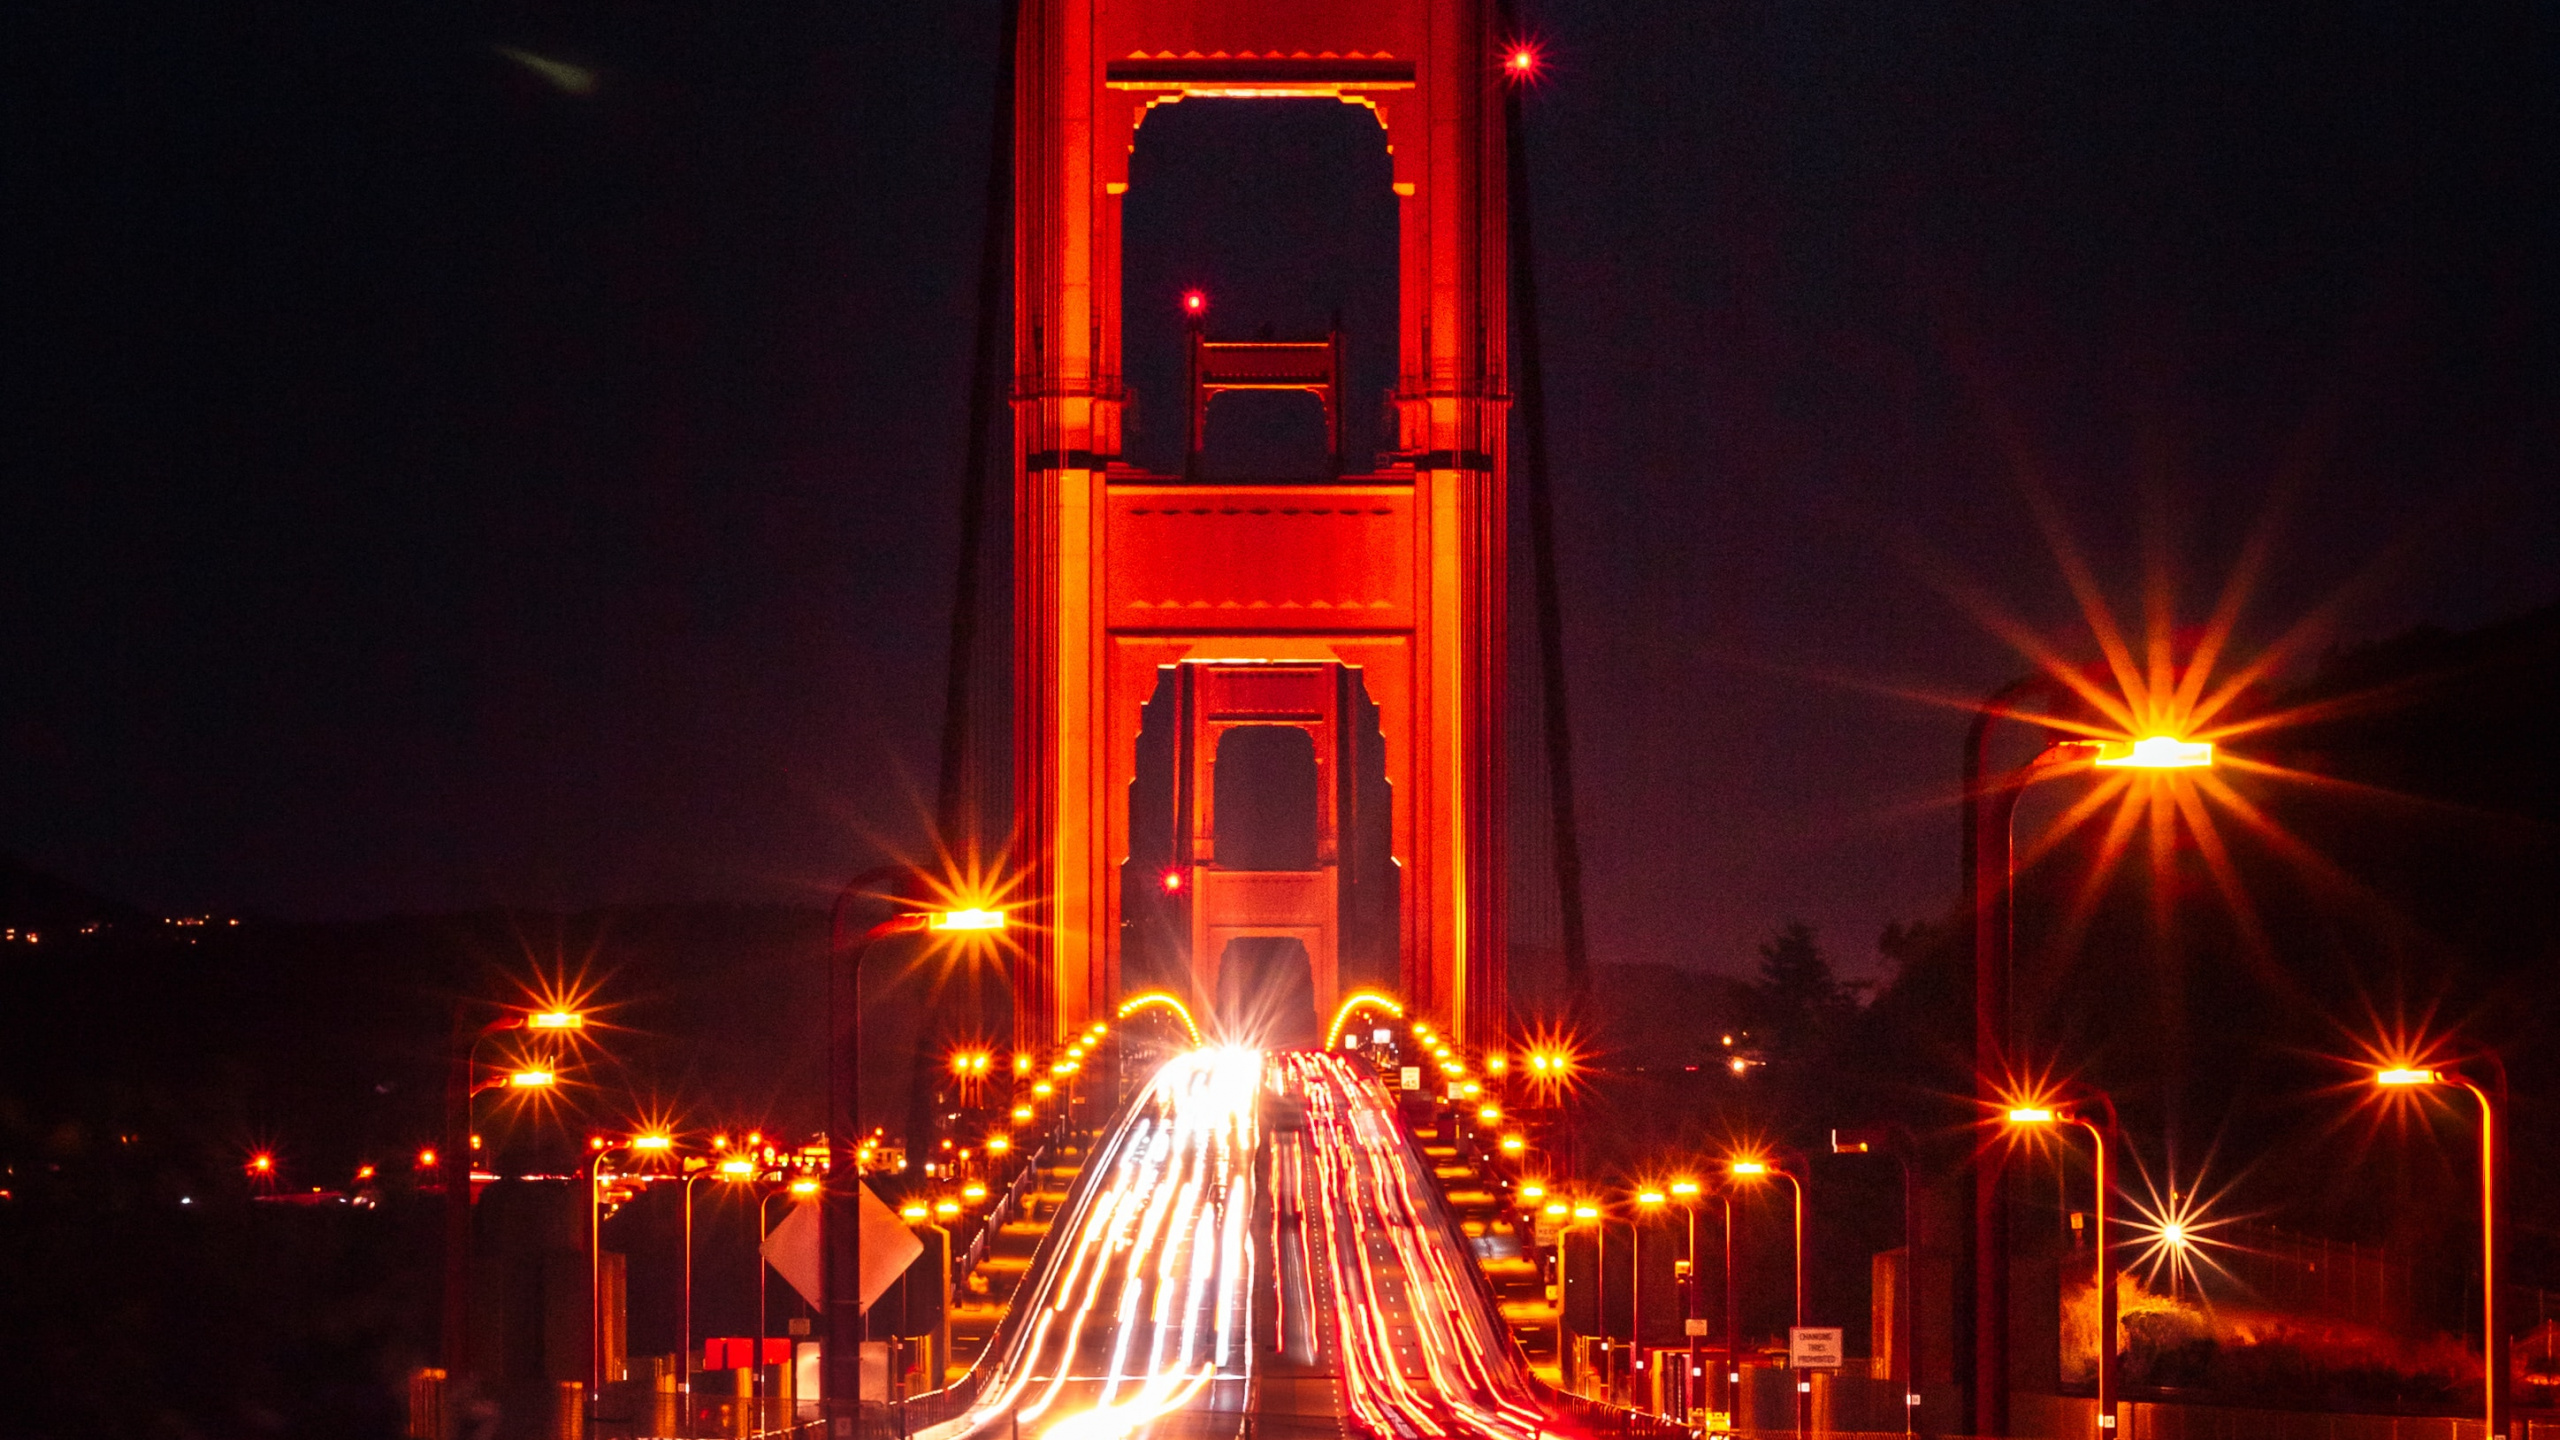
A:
923 1048 1559 1440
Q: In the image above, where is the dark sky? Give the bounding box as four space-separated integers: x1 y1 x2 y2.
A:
5 1 2555 982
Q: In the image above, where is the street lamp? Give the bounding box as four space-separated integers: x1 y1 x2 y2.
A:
1633 1188 1668 1409
588 1133 675 1404
442 1004 587 1378
1565 1200 1610 1398
678 1155 760 1414
473 1066 557 1095
2374 1061 2510 1440
1965 674 2214 1437
823 870 1008 1424
2004 1094 2120 1439
1834 1126 1920 1437
1730 1156 1808 1440
1665 1178 1725 1422
758 1174 823 1416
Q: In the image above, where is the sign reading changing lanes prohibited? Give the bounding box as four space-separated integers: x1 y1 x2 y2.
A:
1788 1326 1844 1369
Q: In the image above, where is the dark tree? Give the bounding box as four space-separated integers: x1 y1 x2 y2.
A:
1750 920 1852 1063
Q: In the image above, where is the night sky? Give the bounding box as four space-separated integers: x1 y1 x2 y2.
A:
5 1 2555 983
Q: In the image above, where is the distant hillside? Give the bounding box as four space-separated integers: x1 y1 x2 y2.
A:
0 852 149 933
0 896 1007 1192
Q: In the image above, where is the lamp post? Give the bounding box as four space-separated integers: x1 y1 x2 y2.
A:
1965 676 2211 1436
1834 1126 1919 1438
2375 1061 2510 1440
1632 1189 1668 1411
823 873 1006 1427
589 1133 675 1404
1730 1158 1807 1440
441 1007 583 1376
2004 1094 2120 1439
1563 1200 1605 1396
680 1156 759 1415
1668 1178 1721 1422
760 1175 821 1409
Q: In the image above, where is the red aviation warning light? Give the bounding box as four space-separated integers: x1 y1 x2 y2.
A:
1503 43 1541 81
1161 869 1185 893
1181 289 1208 320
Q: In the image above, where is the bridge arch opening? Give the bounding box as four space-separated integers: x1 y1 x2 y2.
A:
1214 936 1319 1048
1212 725 1319 871
1117 664 1399 1017
1121 98 1397 478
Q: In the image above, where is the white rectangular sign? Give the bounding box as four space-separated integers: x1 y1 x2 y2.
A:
1684 1317 1711 1336
1400 1066 1422 1091
1788 1327 1844 1369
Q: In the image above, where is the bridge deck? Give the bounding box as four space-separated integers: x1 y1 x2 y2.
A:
916 1049 1619 1440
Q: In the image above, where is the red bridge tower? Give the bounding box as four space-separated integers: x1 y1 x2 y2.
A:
1011 0 1512 1046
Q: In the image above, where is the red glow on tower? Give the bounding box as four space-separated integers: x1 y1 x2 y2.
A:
1161 869 1185 893
1503 43 1540 80
1181 289 1208 317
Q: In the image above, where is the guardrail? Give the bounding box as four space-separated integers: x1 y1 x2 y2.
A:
957 1141 1051 1281
1380 1079 1699 1440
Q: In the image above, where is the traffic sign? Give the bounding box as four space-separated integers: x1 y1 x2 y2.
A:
1684 1317 1711 1336
1788 1327 1844 1369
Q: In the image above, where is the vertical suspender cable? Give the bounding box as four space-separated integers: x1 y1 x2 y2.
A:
936 0 1023 855
1500 5 1593 1026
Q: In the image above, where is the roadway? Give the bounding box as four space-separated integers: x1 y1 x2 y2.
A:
922 1048 1563 1440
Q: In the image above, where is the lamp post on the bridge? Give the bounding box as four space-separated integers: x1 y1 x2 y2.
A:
823 872 1005 1429
679 1154 767 1417
1562 1200 1606 1397
1965 675 2212 1436
2003 1093 2120 1440
589 1132 675 1407
1668 1177 1735 1425
1833 1127 1919 1438
1633 1188 1668 1409
441 1005 584 1379
1729 1155 1806 1440
2374 1060 2510 1440
761 1174 823 1411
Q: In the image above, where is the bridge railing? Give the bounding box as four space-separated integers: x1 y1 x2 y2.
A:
856 1109 1129 1440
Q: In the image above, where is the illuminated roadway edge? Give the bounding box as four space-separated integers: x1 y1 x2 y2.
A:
904 1048 1667 1440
